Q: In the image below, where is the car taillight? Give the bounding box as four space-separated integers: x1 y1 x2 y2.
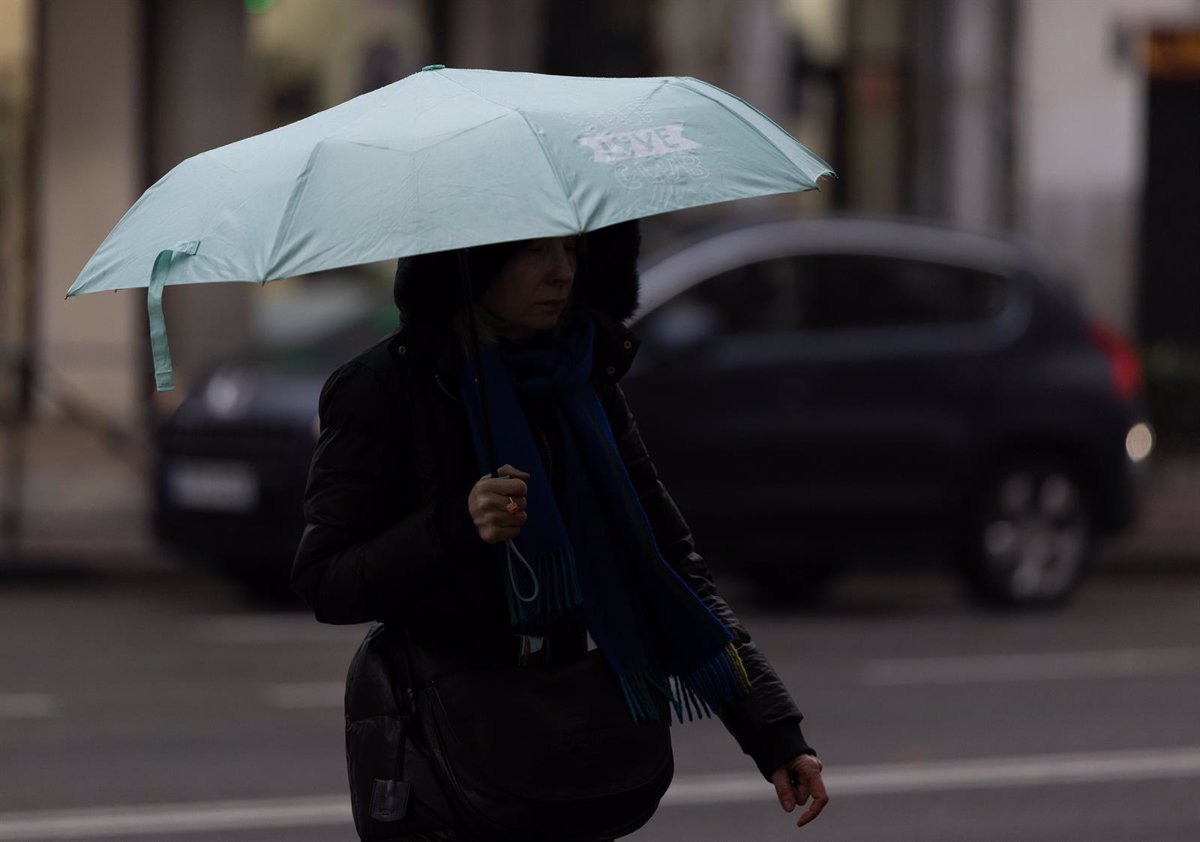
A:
1087 320 1142 401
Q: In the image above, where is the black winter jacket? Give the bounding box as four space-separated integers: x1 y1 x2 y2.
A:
290 307 814 780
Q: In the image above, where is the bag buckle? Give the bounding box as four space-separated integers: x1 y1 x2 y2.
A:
516 633 550 667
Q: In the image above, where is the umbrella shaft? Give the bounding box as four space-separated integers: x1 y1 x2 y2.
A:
458 250 501 479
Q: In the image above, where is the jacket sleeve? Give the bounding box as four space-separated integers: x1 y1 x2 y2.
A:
601 382 816 779
290 361 486 624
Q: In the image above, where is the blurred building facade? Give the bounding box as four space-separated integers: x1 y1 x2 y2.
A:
1 0 1198 430
1016 0 1199 341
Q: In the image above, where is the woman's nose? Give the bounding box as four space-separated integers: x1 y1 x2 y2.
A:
548 242 576 284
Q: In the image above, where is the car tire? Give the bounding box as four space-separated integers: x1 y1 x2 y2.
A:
959 457 1096 608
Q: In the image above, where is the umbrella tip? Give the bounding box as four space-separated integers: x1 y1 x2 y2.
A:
421 64 446 72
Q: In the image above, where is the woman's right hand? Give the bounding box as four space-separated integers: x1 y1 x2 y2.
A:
468 464 530 544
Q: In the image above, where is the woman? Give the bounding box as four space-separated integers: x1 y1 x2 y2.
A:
291 221 828 840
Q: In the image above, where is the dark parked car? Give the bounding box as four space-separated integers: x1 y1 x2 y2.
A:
153 217 1150 606
622 216 1149 606
152 306 392 595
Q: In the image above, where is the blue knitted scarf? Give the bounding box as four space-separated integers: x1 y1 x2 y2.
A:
459 309 750 722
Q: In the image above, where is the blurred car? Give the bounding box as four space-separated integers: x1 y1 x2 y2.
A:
151 304 395 596
153 217 1151 606
622 216 1149 606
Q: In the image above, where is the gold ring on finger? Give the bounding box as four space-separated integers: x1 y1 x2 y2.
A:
505 496 519 514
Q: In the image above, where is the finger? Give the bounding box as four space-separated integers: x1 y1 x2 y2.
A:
769 769 795 813
481 492 526 512
495 464 532 480
482 478 529 498
484 509 527 528
795 793 828 827
793 779 810 806
796 778 829 827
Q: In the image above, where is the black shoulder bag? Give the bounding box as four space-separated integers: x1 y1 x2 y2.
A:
345 623 674 842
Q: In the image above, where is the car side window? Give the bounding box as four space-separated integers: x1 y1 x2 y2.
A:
797 255 1009 331
639 258 800 349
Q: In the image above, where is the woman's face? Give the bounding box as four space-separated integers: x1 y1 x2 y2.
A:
479 236 579 341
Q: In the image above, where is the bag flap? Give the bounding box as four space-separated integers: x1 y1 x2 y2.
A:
426 651 671 801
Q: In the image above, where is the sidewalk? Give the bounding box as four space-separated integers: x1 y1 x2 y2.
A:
1100 455 1200 571
0 420 156 570
2 420 1198 574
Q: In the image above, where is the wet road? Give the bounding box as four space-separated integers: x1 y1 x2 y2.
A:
1 563 1198 841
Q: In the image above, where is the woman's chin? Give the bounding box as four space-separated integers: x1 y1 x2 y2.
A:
525 313 565 332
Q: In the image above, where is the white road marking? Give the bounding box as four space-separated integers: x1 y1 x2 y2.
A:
860 646 1200 686
2 747 1200 838
0 694 57 719
0 796 348 841
192 616 362 645
262 682 343 709
663 746 1200 804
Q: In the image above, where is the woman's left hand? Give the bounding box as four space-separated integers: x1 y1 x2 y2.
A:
770 753 828 828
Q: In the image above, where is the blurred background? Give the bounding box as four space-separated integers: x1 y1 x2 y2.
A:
1 1 1199 840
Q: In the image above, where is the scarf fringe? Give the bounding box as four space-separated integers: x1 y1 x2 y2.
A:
505 546 583 627
618 671 669 722
623 642 752 723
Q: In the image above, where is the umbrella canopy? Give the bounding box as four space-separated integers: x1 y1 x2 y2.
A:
67 66 833 390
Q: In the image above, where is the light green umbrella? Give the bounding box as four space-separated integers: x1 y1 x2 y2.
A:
67 66 833 391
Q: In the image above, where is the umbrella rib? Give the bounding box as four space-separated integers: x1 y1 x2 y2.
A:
510 109 581 231
435 73 582 232
265 139 328 277
671 77 834 179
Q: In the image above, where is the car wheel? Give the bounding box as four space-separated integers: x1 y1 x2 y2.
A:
960 459 1095 608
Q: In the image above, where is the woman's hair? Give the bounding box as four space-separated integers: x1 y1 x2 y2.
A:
392 219 642 330
392 240 527 328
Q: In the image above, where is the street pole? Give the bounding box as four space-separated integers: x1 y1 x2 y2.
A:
0 0 43 561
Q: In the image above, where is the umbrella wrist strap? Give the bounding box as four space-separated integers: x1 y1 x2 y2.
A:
505 539 540 604
147 240 199 392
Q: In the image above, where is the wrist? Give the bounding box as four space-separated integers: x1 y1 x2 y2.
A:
747 720 816 781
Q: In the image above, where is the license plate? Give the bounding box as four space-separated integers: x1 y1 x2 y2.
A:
167 461 259 512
